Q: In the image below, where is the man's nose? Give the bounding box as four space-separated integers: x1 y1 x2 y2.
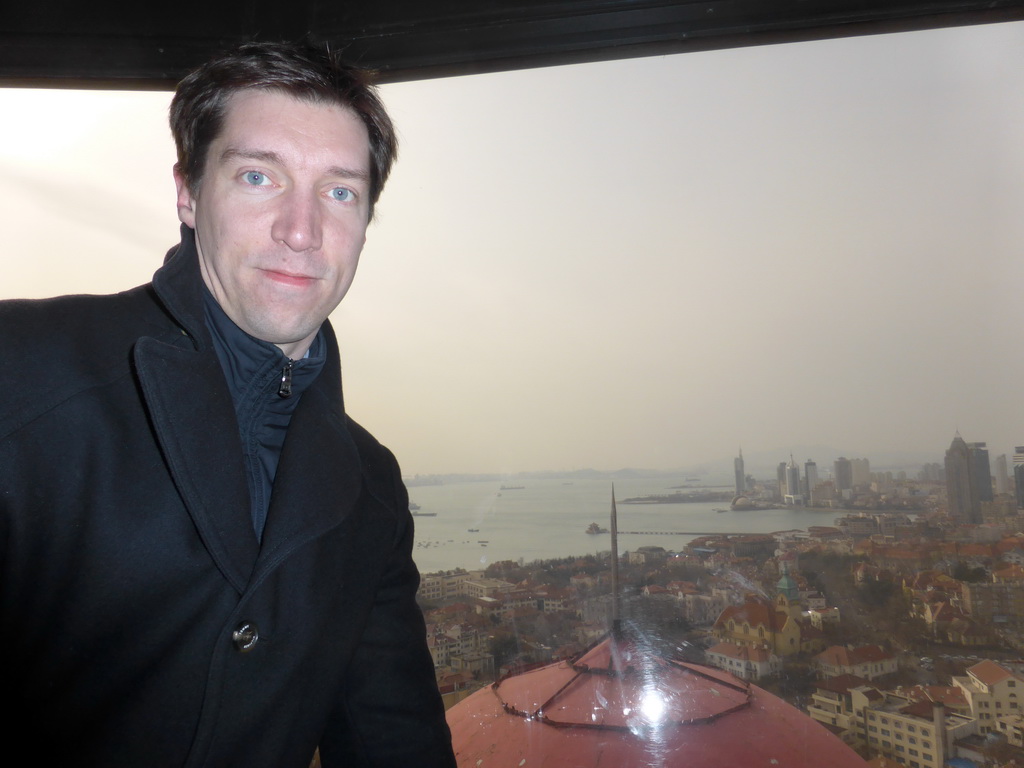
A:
271 190 323 252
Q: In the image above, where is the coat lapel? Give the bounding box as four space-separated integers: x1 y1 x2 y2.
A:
134 337 259 593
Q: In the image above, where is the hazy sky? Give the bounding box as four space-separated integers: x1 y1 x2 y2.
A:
2 21 1022 477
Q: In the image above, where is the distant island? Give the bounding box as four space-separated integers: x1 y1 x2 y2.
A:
619 490 734 504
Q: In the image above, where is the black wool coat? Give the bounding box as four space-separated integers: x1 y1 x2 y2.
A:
0 231 456 768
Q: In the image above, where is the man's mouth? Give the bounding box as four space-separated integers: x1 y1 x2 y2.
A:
262 268 318 287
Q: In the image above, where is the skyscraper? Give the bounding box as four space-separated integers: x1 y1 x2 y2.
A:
1014 447 1024 510
995 454 1009 496
834 457 853 497
804 460 818 504
945 433 987 523
851 458 871 489
967 442 993 503
945 434 973 522
734 449 745 497
785 455 802 505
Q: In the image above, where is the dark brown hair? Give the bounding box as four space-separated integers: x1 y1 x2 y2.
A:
169 41 398 216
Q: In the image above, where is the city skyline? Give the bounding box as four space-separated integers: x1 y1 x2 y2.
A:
2 20 1022 475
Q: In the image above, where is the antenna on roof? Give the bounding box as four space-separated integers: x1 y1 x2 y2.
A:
610 483 620 632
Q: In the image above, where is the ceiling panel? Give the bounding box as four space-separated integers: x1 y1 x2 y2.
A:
2 0 1023 88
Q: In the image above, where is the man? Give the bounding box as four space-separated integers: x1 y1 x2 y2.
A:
0 42 456 768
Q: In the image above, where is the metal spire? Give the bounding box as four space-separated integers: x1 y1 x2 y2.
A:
610 483 620 628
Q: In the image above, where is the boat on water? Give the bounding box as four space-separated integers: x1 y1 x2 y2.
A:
500 485 525 490
412 511 437 517
468 528 480 532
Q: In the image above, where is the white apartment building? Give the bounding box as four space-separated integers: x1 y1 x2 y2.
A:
952 659 1024 733
417 569 484 602
994 712 1024 747
813 644 899 681
807 606 841 630
704 641 781 681
807 678 978 768
807 675 874 751
864 696 975 768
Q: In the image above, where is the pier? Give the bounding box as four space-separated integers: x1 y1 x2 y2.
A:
614 530 743 537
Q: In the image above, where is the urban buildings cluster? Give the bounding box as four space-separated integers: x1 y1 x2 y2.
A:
420 432 1024 767
735 448 903 509
732 436 1024 525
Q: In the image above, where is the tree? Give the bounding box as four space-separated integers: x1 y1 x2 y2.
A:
489 631 520 671
951 561 988 583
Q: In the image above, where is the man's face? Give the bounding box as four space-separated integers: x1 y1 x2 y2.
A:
175 89 372 359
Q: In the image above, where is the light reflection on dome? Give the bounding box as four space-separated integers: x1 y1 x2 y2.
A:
640 688 666 724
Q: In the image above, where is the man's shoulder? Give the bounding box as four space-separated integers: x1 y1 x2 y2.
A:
343 416 410 504
0 285 168 348
345 416 398 472
0 285 175 438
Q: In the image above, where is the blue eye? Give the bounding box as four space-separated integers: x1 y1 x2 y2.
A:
243 171 268 186
330 187 355 202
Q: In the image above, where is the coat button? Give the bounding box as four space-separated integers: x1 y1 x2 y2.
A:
232 622 260 652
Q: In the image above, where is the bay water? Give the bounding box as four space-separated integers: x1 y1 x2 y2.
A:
406 474 842 573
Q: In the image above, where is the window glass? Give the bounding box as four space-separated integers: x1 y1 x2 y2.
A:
2 16 1023 768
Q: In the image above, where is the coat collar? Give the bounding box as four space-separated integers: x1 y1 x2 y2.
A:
151 225 211 351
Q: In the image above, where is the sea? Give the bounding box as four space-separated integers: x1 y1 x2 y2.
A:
406 473 844 574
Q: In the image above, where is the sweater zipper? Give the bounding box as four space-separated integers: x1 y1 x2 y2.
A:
278 359 294 398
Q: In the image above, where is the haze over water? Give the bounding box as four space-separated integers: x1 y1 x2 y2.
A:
407 474 842 573
4 22 1021 479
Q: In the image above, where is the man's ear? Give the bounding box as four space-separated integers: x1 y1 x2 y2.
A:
173 165 197 228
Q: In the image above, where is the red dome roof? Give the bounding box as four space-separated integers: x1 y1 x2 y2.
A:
447 633 868 767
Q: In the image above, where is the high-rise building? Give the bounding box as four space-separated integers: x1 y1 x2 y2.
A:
804 460 818 502
734 449 745 497
967 442 993 503
1014 447 1024 509
945 434 972 521
834 457 853 496
851 458 870 489
945 433 986 523
995 454 1009 496
777 462 787 501
786 456 802 504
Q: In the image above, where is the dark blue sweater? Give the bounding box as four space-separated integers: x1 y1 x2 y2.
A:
202 286 326 540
